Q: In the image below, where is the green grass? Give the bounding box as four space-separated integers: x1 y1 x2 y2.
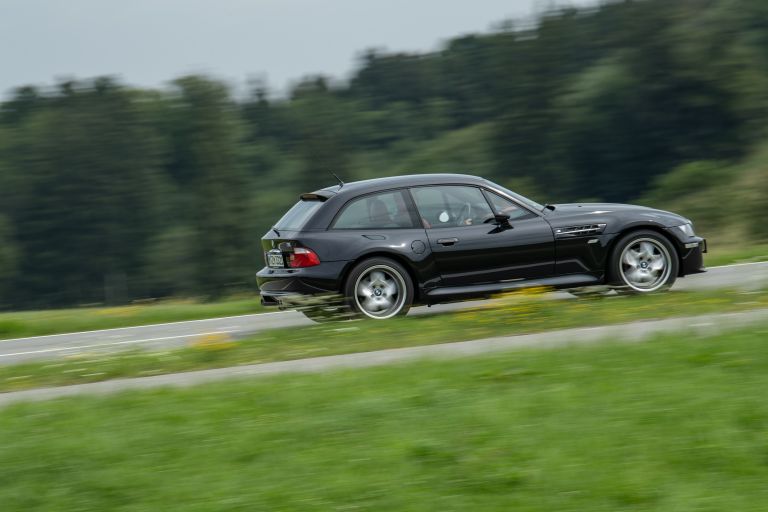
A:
704 243 768 267
0 297 264 340
2 287 768 393
3 325 768 510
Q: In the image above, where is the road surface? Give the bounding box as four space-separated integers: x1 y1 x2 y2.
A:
2 307 767 407
1 262 766 365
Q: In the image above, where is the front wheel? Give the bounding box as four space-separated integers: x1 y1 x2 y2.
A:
344 258 414 319
609 230 678 294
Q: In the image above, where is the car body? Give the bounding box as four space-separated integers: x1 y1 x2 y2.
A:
257 174 706 319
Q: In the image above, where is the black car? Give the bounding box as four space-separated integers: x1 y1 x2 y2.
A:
257 174 706 320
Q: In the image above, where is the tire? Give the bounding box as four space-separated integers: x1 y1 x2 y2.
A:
344 257 414 319
608 230 678 294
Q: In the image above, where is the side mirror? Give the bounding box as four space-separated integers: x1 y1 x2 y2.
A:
487 213 510 225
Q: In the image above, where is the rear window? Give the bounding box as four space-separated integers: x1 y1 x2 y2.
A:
274 199 323 230
333 190 417 229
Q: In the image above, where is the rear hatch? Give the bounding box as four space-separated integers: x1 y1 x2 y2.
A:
261 194 326 268
262 234 294 269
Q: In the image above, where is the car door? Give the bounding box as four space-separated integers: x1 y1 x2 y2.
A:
410 185 555 286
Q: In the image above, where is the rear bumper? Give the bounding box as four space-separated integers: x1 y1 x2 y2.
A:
679 237 707 276
256 261 347 307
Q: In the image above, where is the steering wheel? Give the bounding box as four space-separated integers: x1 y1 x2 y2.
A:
456 203 472 226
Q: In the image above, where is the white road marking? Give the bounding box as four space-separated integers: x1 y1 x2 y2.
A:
0 311 292 343
709 260 768 269
0 331 236 358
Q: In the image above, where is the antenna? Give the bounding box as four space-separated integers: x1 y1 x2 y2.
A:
330 171 344 188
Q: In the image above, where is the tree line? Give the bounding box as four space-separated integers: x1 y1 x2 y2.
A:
1 0 767 309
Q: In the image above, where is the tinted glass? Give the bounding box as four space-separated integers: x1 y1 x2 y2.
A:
274 199 323 230
484 180 545 211
411 186 493 228
333 190 416 229
485 191 536 221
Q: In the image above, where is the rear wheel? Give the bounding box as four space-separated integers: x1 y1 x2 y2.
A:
344 258 414 319
609 230 678 294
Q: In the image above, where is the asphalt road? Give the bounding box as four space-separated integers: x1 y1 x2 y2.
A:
1 261 767 365
3 307 767 407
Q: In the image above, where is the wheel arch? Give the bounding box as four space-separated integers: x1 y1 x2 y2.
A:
341 251 423 303
606 224 683 277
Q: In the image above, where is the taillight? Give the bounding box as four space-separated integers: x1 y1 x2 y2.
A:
287 247 320 268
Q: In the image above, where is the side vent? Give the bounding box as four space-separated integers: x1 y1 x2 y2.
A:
554 223 607 238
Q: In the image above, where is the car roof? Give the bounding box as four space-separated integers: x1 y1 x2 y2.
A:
311 173 487 198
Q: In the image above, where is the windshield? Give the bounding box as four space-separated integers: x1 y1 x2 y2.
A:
274 199 323 230
485 180 546 212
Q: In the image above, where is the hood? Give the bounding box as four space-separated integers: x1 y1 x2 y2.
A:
544 203 688 232
549 202 656 213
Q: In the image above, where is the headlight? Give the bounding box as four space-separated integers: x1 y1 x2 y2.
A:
676 223 695 238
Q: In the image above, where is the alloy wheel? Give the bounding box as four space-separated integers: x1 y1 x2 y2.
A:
353 265 407 319
619 238 672 292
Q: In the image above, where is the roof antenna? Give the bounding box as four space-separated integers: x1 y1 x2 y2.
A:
330 171 344 188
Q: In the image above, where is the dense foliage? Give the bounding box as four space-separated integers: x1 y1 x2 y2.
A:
1 0 767 308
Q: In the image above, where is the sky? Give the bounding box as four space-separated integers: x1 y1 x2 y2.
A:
0 0 596 98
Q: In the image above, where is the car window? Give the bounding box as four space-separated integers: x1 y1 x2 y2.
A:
274 199 324 230
485 179 546 212
411 186 494 228
333 190 417 229
484 191 536 221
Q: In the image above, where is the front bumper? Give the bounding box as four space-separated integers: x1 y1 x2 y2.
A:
679 237 707 276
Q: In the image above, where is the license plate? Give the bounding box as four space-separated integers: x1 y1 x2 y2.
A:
267 252 284 268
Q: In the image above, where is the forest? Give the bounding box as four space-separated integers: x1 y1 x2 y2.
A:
1 0 767 309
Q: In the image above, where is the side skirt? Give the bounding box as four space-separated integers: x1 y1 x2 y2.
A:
425 274 601 303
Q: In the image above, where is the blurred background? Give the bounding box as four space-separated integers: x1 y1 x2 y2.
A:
0 0 766 310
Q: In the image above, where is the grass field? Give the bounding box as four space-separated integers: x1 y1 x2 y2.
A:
2 325 768 511
2 287 767 392
704 243 768 267
0 297 264 340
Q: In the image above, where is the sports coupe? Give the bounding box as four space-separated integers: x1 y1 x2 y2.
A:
257 174 706 320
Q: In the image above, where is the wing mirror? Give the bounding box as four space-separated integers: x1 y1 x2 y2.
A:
485 213 511 225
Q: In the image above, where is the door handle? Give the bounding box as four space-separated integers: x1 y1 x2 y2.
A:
437 237 459 246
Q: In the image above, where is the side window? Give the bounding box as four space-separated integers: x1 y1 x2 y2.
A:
484 191 536 221
411 186 494 228
333 190 417 229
